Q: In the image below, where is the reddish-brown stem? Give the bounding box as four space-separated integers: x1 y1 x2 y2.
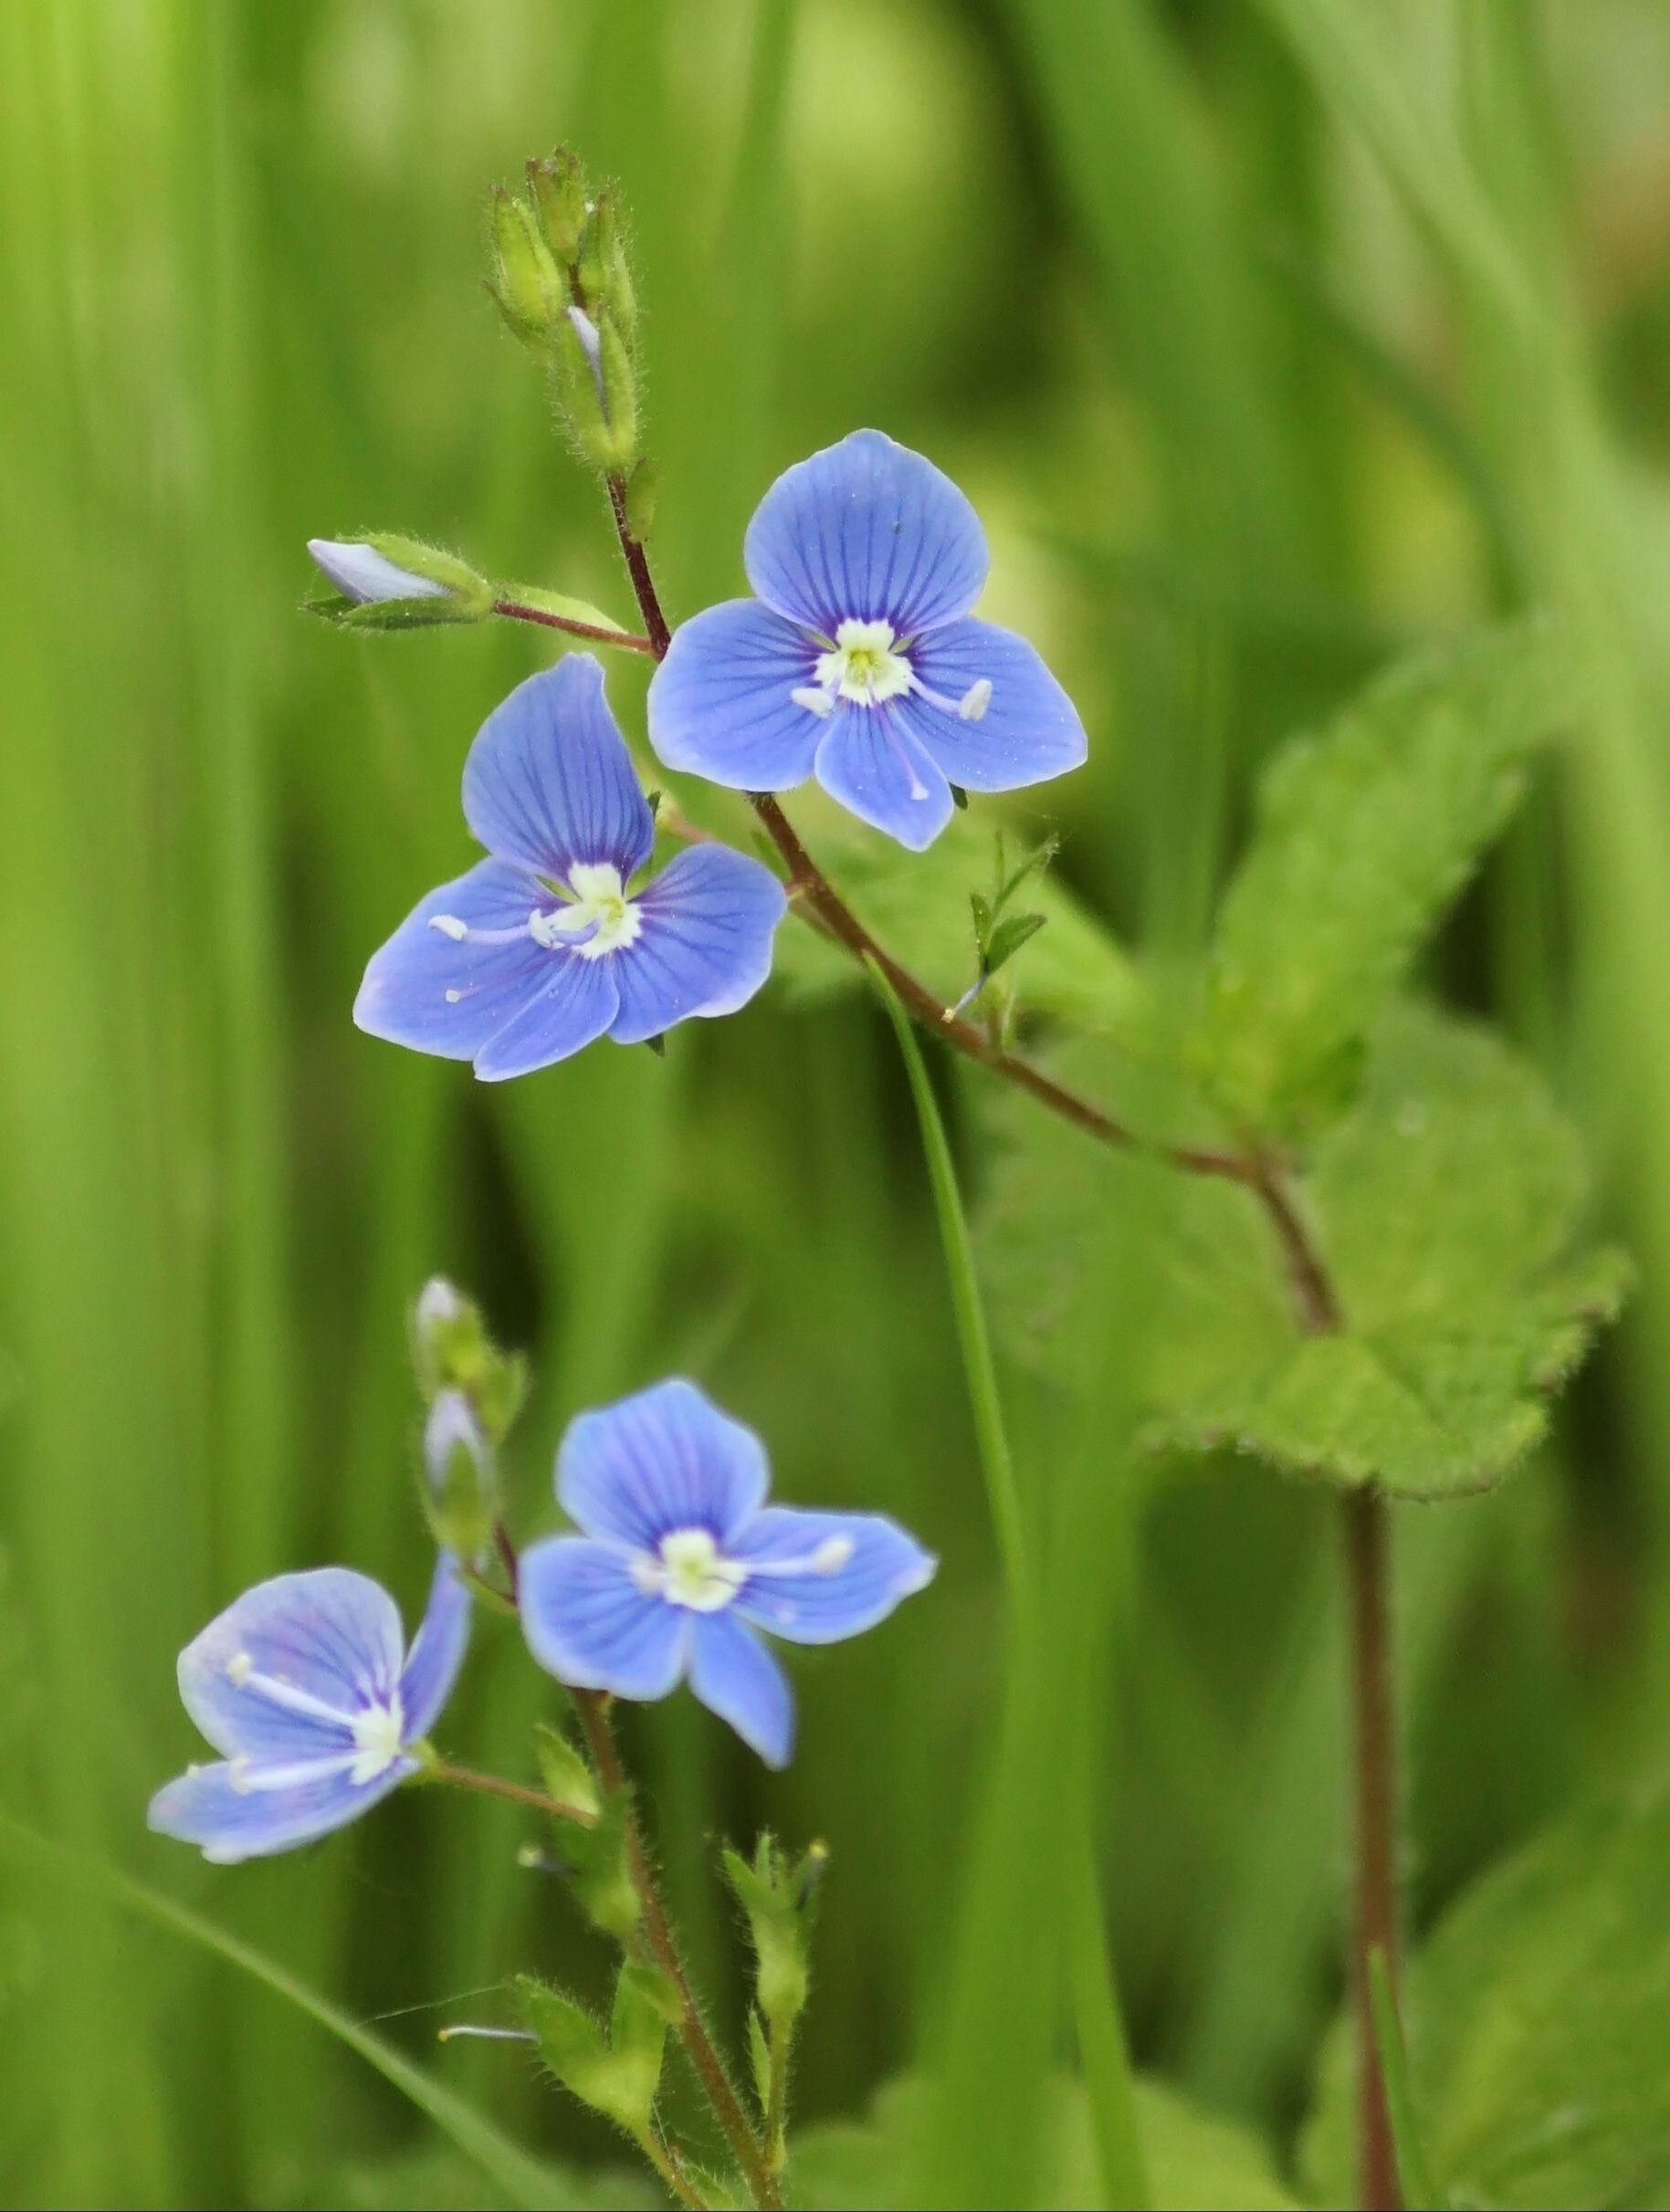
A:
426 1757 593 1828
572 1691 782 2210
589 469 1401 2207
491 595 656 654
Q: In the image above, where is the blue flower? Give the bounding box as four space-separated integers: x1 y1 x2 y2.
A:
355 656 787 1079
147 1556 470 1863
646 429 1087 852
519 1379 936 1767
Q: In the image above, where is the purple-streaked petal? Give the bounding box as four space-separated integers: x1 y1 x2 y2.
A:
646 600 824 792
814 708 955 852
519 1536 689 1699
899 618 1087 793
743 430 988 638
606 846 786 1046
398 1554 472 1741
354 859 548 1062
556 1379 772 1549
470 950 619 1081
147 1756 414 1864
178 1569 405 1765
688 1613 793 1767
463 657 654 880
732 1507 937 1645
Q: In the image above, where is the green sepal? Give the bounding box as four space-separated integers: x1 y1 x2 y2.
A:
587 187 637 338
550 311 611 463
533 1721 601 1823
305 535 493 631
564 1787 641 1941
747 2008 772 2115
487 185 566 344
527 146 586 262
518 1974 660 2139
423 1422 498 1566
593 314 639 472
983 910 1047 979
305 592 482 634
969 891 993 948
493 582 636 640
722 1833 817 2029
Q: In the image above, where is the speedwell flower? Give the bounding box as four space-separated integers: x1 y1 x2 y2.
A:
147 1556 469 1863
520 1379 935 1767
646 429 1087 852
355 656 787 1078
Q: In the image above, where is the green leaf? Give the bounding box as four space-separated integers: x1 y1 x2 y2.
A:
790 2075 1296 2211
0 1819 564 2211
982 1004 1626 1498
984 910 1048 979
492 583 638 640
1302 1777 1670 2208
520 1973 663 2142
1198 618 1568 1137
773 809 1141 1033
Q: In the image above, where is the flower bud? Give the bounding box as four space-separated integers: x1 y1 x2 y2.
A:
487 184 566 345
551 306 633 473
586 187 636 339
305 535 492 629
423 1388 499 1562
412 1275 486 1400
527 147 586 264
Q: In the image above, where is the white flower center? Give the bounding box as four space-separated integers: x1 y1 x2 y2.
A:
634 1526 749 1612
349 1692 406 1784
528 861 643 960
814 618 914 708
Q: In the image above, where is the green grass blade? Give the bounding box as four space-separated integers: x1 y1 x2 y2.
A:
1368 1947 1442 2212
0 1818 566 2212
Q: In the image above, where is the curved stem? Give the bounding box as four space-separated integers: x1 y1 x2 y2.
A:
425 1757 594 1829
572 1691 782 2210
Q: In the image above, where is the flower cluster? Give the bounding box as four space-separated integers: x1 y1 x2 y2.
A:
150 1374 931 1859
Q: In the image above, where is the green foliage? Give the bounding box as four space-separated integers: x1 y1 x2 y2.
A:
721 1834 816 2030
1198 620 1568 1139
519 1967 667 2141
534 1720 604 1823
791 2075 1297 2211
1304 1777 1670 2208
984 1004 1625 1497
561 1787 642 1944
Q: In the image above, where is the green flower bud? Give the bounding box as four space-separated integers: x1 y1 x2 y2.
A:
304 535 492 629
409 1276 527 1441
528 146 586 263
422 1389 499 1563
551 307 638 474
722 1833 817 2031
595 313 639 470
487 184 566 345
588 187 637 338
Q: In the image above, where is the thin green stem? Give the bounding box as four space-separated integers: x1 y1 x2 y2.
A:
635 2126 710 2212
1368 1947 1439 2211
490 595 656 654
572 1692 782 2212
763 2017 791 2177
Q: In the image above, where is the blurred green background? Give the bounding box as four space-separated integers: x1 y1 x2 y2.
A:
5 1 1670 2204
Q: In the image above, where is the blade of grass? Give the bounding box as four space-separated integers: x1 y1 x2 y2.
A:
869 961 1147 2211
0 1818 567 2212
1368 1947 1441 2212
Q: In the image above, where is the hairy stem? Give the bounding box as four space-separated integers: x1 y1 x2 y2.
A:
635 2128 710 2212
425 1757 594 1828
491 595 656 654
573 1691 782 2211
1343 1491 1402 2212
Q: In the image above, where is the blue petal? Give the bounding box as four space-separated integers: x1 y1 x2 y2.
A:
900 618 1088 792
646 601 824 792
814 708 955 852
470 949 619 1080
463 657 655 880
688 1612 793 1767
177 1568 405 1765
148 1756 413 1864
355 859 548 1062
732 1507 937 1645
519 1536 689 1699
607 847 787 1046
743 429 988 637
398 1553 471 1741
556 1379 772 1549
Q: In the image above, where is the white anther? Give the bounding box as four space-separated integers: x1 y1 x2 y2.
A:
958 679 993 722
429 915 468 941
811 1536 855 1575
792 686 836 717
445 988 461 1003
226 1651 253 1686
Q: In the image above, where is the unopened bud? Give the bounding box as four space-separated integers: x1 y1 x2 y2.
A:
587 188 636 338
595 314 639 470
528 147 586 264
305 535 491 629
412 1275 486 1400
487 185 566 345
423 1389 498 1562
